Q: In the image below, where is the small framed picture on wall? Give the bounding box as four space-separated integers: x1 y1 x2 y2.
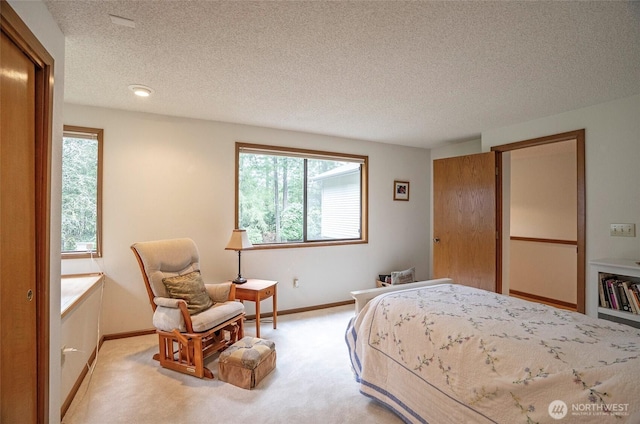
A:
394 180 409 201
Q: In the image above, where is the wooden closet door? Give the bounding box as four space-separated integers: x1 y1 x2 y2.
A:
1 29 38 423
1 2 53 420
433 152 497 292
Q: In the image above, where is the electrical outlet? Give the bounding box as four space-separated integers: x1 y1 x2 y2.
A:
610 223 636 237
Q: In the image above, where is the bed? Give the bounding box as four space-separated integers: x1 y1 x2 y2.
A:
346 282 640 423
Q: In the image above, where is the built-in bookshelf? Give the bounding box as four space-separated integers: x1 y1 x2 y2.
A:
591 258 640 328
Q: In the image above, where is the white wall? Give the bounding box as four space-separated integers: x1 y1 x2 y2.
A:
510 142 577 240
60 283 103 411
8 1 65 422
510 241 577 303
62 104 432 335
430 138 482 161
483 93 640 317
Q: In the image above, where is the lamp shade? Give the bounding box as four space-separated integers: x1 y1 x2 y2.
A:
225 229 253 251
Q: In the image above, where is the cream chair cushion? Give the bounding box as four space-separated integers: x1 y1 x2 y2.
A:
133 238 201 299
132 238 244 333
190 301 245 332
152 296 244 332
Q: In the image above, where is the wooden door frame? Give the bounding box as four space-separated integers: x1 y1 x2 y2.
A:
1 2 53 422
491 129 586 313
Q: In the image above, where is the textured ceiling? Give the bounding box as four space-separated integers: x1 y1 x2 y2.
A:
44 1 640 148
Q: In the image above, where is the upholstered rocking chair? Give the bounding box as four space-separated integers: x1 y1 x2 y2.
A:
131 238 244 379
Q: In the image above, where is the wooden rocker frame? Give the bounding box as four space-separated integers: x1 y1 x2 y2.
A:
132 245 244 379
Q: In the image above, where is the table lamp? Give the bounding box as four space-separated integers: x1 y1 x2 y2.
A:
225 229 253 284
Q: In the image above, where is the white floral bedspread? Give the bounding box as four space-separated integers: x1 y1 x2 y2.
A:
345 284 640 423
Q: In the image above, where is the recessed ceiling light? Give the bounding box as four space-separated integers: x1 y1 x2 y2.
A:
128 84 154 97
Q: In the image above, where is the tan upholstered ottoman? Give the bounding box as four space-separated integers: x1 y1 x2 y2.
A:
218 336 276 389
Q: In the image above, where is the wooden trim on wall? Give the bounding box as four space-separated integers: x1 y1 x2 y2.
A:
102 300 357 339
510 289 577 311
35 38 53 424
491 129 586 313
490 130 582 153
510 236 577 246
245 299 355 320
102 329 156 341
1 2 54 422
495 151 503 294
102 300 356 340
576 131 586 313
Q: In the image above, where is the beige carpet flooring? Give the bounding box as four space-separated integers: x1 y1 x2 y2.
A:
62 304 402 424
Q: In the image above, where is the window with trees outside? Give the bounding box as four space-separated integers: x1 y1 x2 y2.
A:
61 126 103 258
236 143 368 248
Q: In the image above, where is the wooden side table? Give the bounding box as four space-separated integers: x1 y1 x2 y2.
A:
233 279 277 338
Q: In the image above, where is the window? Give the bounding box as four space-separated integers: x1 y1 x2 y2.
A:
61 126 103 258
236 143 368 247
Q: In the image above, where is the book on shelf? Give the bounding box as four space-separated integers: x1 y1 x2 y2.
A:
630 284 640 314
607 279 619 310
599 276 609 308
599 274 640 315
623 281 639 314
616 282 632 312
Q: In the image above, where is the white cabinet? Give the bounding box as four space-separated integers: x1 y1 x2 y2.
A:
590 258 640 328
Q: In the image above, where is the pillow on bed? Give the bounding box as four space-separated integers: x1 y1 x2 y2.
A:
162 270 213 315
391 267 415 285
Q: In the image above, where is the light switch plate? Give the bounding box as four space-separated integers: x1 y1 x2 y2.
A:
610 223 636 237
